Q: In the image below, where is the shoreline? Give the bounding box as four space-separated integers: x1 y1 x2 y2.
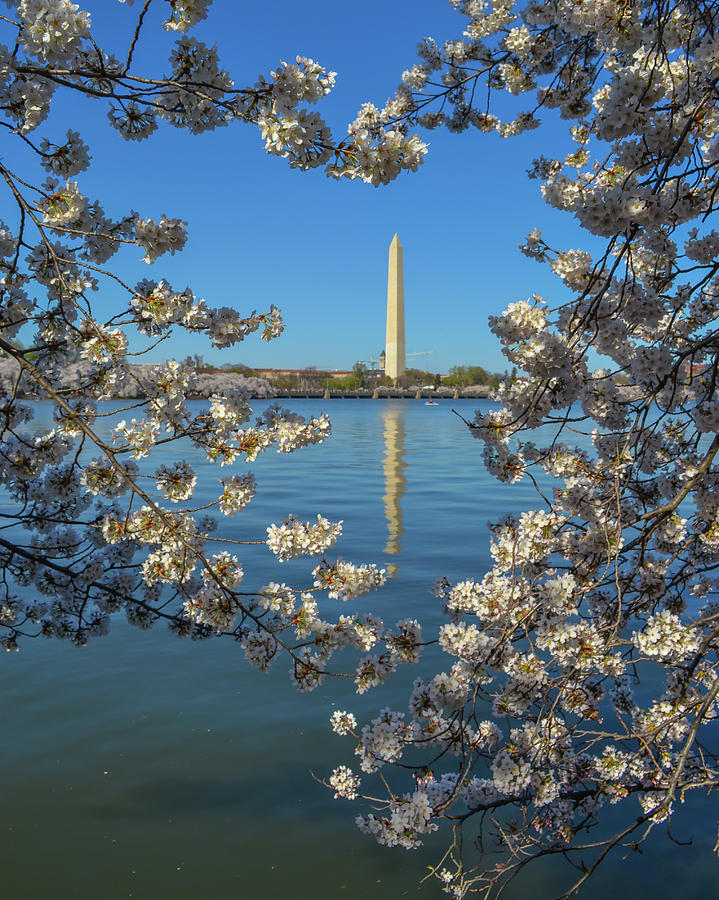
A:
0 358 493 401
260 388 492 400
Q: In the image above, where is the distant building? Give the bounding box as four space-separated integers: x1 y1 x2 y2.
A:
252 368 352 380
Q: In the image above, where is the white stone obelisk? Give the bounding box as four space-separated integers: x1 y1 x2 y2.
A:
385 234 405 380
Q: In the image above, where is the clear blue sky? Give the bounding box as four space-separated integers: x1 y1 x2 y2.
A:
12 0 587 374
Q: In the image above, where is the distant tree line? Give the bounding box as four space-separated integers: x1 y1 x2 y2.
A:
187 361 504 391
444 365 502 389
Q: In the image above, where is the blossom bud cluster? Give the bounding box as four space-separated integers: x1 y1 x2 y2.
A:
218 474 256 515
329 765 361 800
134 216 187 264
356 789 436 849
266 515 342 562
312 559 386 601
633 611 701 663
18 0 90 63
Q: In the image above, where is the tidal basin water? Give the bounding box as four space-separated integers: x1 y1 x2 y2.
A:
2 399 717 899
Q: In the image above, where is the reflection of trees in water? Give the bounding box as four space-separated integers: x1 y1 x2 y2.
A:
382 404 407 577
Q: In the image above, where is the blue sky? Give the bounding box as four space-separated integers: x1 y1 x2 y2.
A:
13 0 588 374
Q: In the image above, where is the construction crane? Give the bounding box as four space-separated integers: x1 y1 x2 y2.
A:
359 350 434 370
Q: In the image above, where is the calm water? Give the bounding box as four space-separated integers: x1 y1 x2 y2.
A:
2 400 717 899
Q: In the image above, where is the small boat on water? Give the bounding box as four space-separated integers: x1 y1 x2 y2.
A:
425 399 439 406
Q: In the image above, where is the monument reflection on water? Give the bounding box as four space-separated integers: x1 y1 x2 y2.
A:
382 403 407 576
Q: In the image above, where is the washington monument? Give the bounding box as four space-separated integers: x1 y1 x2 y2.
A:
385 234 405 379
